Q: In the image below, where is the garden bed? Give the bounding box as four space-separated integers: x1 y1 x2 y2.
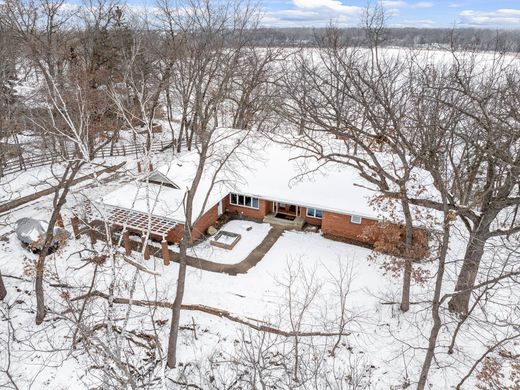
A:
210 230 241 250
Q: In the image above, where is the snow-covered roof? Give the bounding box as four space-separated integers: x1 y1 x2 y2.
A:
99 131 384 224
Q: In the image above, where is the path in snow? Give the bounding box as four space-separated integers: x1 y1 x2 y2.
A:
89 220 284 275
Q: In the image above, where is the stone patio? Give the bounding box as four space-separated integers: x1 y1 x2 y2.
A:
263 213 306 230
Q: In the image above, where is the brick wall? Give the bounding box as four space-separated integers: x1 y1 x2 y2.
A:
192 203 219 240
166 203 220 243
166 224 183 243
300 206 323 226
222 194 270 221
321 211 379 245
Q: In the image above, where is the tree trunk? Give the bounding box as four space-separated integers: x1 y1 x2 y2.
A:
166 152 206 368
167 230 190 368
35 162 80 324
417 206 451 389
0 270 6 300
447 228 488 315
177 114 187 153
165 88 177 154
400 197 414 312
400 258 412 312
35 248 49 324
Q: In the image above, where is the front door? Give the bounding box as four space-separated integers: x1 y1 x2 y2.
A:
275 202 298 216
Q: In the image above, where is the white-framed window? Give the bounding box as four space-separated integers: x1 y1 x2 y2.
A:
350 215 362 224
230 193 259 209
306 207 323 219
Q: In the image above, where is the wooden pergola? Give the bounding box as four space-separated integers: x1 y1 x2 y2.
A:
86 202 180 238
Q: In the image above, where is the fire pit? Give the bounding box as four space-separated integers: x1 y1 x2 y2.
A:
210 231 241 250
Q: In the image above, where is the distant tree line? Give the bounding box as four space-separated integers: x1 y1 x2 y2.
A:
247 27 520 52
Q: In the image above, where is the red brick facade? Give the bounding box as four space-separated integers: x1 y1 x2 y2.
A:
160 195 385 247
321 211 379 246
222 195 271 221
166 224 183 243
192 203 219 240
300 206 323 226
166 202 220 243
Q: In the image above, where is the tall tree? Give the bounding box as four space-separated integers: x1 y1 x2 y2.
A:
278 24 423 312
155 0 262 367
404 49 520 315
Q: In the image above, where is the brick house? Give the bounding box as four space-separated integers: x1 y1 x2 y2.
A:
93 137 420 250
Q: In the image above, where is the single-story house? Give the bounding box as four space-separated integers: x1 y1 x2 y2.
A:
88 132 422 250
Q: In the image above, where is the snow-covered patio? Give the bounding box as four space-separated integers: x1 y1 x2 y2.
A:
181 220 272 265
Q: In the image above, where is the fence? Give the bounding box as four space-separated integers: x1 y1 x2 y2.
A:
1 141 170 177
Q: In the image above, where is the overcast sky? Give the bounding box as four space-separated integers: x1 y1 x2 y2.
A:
257 0 520 28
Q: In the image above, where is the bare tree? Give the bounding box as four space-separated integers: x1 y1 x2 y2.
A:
0 0 131 324
411 82 455 388
278 23 424 312
399 46 520 315
164 255 360 389
153 0 263 368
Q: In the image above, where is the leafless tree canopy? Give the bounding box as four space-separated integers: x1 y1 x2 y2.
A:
0 1 520 389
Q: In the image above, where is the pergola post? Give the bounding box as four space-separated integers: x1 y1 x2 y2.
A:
161 239 170 266
137 161 142 173
56 212 64 228
123 230 131 256
149 162 153 172
71 215 81 239
142 235 150 260
89 228 97 246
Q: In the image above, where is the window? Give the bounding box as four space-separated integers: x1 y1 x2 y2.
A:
306 208 323 219
230 193 260 209
351 215 362 224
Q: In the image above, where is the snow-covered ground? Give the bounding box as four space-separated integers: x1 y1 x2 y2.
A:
1 178 518 389
177 220 271 264
1 130 519 389
0 215 391 388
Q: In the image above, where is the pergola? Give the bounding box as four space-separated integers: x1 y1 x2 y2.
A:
86 202 180 238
